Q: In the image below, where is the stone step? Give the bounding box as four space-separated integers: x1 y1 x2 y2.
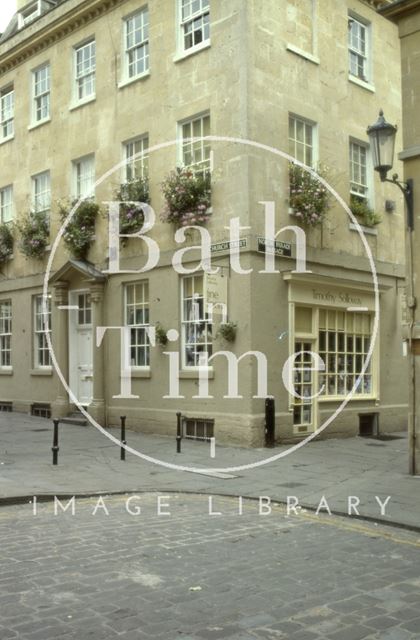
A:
60 412 88 426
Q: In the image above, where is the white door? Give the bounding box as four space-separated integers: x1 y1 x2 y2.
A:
69 292 93 405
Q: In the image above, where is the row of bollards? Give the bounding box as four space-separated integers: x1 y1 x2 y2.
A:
52 402 275 465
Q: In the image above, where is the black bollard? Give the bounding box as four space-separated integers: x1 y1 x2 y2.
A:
52 419 59 465
176 412 182 453
120 415 126 461
265 397 275 447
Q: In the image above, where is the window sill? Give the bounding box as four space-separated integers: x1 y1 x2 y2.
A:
348 75 375 93
349 222 378 236
130 368 151 379
28 117 51 131
173 40 211 63
318 394 377 403
179 369 214 380
31 368 53 376
69 96 96 112
0 135 14 146
118 70 150 90
0 368 13 376
286 44 320 65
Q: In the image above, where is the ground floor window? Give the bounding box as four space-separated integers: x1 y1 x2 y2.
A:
318 309 372 397
292 341 314 429
0 300 11 368
125 282 149 367
34 295 51 368
181 274 212 367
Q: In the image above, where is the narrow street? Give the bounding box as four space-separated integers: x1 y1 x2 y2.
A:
1 493 419 640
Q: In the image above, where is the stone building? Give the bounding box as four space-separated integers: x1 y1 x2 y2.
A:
0 0 407 446
381 0 420 474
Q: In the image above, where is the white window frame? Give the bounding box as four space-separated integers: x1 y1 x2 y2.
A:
0 87 14 142
0 300 12 370
18 1 41 28
288 114 318 167
348 14 372 85
72 155 95 199
318 309 375 400
178 0 210 55
0 186 13 224
123 135 149 182
349 139 372 205
123 8 150 82
73 38 96 104
181 274 212 369
32 171 51 215
31 63 51 125
34 295 52 369
125 282 150 369
178 112 211 176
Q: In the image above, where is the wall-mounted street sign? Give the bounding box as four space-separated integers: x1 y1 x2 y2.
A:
257 237 292 257
210 238 247 253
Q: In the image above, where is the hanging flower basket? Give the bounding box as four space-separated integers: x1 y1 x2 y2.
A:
350 195 381 228
115 177 150 235
289 163 330 226
155 322 168 346
0 224 14 263
216 321 237 343
58 199 100 260
18 212 49 259
161 167 211 227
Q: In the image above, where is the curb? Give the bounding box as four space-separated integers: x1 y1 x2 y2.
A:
2 489 420 534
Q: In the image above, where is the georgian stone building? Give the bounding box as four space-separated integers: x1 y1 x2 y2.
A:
0 0 407 446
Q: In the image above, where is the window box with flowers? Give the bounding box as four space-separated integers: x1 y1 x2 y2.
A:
58 199 100 260
349 195 381 229
161 168 211 227
115 176 150 237
18 212 49 259
289 163 330 226
0 223 13 263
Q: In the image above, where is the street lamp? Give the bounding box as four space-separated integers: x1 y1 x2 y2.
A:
367 109 414 230
368 110 417 476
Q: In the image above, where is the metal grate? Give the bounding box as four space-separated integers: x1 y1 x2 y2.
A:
31 403 51 419
359 412 379 438
184 418 214 441
0 402 12 412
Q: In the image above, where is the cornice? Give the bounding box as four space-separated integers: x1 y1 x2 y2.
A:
0 0 123 75
380 0 420 18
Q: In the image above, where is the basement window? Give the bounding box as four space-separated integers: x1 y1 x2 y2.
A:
31 403 51 419
184 418 214 441
0 401 12 412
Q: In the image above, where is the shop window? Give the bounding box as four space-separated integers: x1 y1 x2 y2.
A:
318 309 373 397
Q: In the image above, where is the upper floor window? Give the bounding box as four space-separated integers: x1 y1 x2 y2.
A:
180 113 210 176
180 0 210 52
348 16 370 83
32 171 51 215
0 186 13 224
0 87 14 141
0 300 12 369
34 295 52 368
125 282 150 368
124 8 149 80
74 40 96 102
349 141 369 202
19 1 41 28
288 114 316 166
73 155 95 199
32 64 50 124
124 136 149 182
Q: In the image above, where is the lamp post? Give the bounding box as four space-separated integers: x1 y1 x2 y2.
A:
367 110 417 475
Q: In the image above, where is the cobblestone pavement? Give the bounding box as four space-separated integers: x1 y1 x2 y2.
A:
1 493 420 640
